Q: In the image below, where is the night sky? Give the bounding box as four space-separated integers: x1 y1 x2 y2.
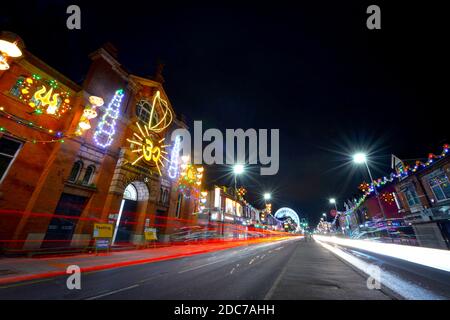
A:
1 1 448 223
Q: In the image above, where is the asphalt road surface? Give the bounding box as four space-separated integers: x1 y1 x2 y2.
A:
0 238 395 300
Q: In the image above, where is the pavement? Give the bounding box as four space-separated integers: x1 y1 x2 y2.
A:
0 237 394 300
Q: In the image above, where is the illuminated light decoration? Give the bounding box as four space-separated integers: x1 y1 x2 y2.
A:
75 105 98 135
147 91 173 133
0 53 9 70
75 96 103 136
0 106 69 143
177 155 204 198
338 144 450 218
168 135 181 179
358 182 370 193
94 89 124 148
33 85 59 115
380 192 395 204
89 96 104 107
9 74 72 117
0 39 22 57
127 122 170 176
0 39 22 70
199 191 208 211
237 187 247 200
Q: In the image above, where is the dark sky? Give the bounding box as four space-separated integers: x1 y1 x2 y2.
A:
1 1 448 223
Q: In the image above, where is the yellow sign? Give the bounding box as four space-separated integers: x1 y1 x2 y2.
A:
93 223 114 238
144 228 158 241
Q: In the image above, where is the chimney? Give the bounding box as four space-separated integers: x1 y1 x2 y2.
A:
153 60 165 84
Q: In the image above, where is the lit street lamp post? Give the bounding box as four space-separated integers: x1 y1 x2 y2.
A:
329 198 338 211
353 153 387 228
233 164 244 216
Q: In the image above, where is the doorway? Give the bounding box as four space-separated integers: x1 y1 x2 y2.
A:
42 193 88 248
113 184 138 244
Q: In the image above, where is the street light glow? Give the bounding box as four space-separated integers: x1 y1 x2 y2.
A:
353 152 367 164
233 164 244 174
329 198 336 204
264 193 271 200
322 213 327 217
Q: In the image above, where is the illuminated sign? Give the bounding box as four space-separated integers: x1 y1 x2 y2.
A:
127 122 169 176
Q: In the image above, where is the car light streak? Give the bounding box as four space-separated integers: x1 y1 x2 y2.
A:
313 235 450 272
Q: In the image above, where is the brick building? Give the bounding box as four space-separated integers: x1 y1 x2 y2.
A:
394 151 450 249
0 34 199 252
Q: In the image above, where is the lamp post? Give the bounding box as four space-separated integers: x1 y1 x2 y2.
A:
233 164 244 216
329 198 338 211
353 153 387 226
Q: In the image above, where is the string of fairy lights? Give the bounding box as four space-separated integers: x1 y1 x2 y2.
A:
0 106 67 143
342 144 449 215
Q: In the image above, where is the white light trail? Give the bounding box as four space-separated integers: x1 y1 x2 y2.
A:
313 235 450 272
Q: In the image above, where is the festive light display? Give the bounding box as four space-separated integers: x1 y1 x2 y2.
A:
237 187 247 200
340 144 449 217
127 122 170 176
177 155 204 198
168 135 181 179
0 106 66 144
75 96 103 136
380 192 395 204
199 191 208 211
147 91 173 133
94 89 124 148
358 182 370 193
10 75 71 117
0 39 22 70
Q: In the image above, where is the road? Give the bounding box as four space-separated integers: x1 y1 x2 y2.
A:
0 238 404 300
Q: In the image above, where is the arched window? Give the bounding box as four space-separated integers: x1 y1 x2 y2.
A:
82 165 95 185
68 161 83 182
123 184 138 201
136 99 158 125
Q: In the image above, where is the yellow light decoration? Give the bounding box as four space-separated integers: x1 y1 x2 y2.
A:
127 122 170 176
75 103 99 136
147 91 173 133
33 85 60 115
89 96 104 107
0 53 9 70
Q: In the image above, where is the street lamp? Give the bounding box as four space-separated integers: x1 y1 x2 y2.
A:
263 193 271 201
352 152 387 224
233 164 244 216
329 198 338 211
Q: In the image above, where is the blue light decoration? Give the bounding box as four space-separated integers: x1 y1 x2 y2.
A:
93 89 124 148
168 135 181 179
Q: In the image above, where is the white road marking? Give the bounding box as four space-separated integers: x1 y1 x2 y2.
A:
85 284 139 300
178 259 228 274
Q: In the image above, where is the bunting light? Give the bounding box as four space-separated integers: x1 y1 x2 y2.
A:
94 89 124 148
